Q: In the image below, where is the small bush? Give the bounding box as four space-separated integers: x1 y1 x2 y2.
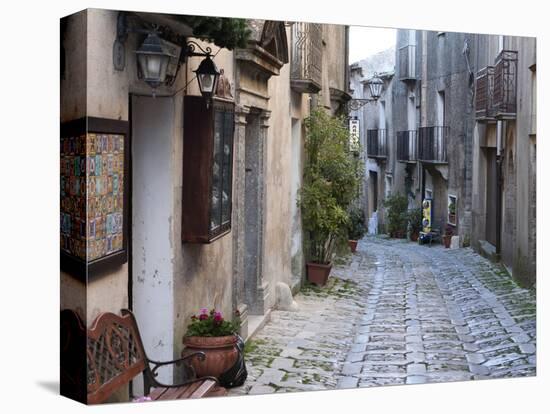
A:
383 193 408 237
407 207 423 235
347 206 366 240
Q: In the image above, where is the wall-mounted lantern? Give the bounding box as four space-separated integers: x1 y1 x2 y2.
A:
112 12 222 105
193 55 220 107
346 72 385 112
185 41 220 107
367 73 384 101
135 32 175 92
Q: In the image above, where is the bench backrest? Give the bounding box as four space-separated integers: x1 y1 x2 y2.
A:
86 310 147 404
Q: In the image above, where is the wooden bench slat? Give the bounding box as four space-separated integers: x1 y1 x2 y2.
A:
206 385 228 397
149 387 169 401
188 380 217 399
156 381 203 401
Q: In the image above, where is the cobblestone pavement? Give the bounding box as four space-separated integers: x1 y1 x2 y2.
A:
229 236 536 396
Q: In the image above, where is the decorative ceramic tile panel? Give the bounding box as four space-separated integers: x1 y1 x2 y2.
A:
86 133 125 261
60 133 125 262
60 134 87 260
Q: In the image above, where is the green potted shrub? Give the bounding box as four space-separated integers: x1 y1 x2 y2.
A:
182 308 241 379
383 193 408 238
299 108 362 286
347 206 366 252
407 207 423 242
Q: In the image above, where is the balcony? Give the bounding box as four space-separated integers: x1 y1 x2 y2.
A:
475 66 496 121
493 50 518 119
367 129 387 159
396 130 418 162
418 126 449 164
398 45 416 81
290 22 322 94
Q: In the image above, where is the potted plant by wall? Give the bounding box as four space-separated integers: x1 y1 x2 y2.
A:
300 108 362 286
442 224 454 248
383 193 408 238
182 308 241 379
407 207 423 242
347 206 366 253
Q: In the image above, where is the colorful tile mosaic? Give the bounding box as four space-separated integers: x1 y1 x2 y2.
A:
60 133 125 262
60 134 87 260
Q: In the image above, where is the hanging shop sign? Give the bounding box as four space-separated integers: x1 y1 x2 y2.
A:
349 118 360 153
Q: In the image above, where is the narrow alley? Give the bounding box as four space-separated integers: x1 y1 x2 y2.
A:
230 237 536 395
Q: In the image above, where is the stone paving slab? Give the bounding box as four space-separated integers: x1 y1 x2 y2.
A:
229 236 536 396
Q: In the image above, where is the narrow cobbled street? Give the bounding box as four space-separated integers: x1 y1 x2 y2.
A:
230 236 536 395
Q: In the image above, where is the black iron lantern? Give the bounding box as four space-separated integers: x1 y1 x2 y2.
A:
135 32 175 91
367 73 384 100
194 55 220 105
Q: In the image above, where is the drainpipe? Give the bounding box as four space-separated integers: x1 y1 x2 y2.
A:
495 34 506 261
495 120 504 260
419 30 428 200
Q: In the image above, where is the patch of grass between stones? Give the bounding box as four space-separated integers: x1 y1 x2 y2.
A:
301 277 364 299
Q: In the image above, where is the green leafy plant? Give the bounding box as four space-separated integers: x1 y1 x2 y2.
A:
176 16 251 50
383 193 408 237
185 308 241 337
299 108 363 264
347 206 366 240
407 207 423 235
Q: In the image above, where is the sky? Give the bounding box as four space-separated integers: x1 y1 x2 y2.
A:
349 26 397 64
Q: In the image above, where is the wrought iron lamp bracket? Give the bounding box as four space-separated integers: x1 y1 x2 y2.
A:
346 98 376 112
184 40 213 58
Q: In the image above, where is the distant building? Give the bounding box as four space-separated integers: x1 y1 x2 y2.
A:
351 29 536 286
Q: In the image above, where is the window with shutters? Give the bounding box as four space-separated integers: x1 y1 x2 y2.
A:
182 96 235 243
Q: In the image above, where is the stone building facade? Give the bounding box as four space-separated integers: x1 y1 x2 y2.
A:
471 34 536 286
349 49 395 232
60 8 350 398
351 29 536 286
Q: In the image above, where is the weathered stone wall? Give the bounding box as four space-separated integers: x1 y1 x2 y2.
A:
508 35 536 286
324 24 348 94
422 31 474 240
264 39 293 307
60 10 87 321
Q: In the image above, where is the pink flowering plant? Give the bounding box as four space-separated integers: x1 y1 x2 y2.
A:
185 308 241 337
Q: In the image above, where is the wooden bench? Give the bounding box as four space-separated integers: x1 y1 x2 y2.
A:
419 220 443 247
61 309 227 404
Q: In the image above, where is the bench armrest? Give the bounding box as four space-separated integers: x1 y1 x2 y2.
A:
149 351 205 369
148 352 206 378
145 352 219 391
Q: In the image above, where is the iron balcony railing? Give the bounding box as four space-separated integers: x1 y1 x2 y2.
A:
475 66 496 121
290 22 323 93
398 45 416 81
396 130 418 162
366 129 387 159
418 126 449 163
493 50 518 119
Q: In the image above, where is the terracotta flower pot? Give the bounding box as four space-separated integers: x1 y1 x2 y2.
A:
306 262 332 286
348 240 358 253
410 232 419 242
443 235 452 248
182 335 239 379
